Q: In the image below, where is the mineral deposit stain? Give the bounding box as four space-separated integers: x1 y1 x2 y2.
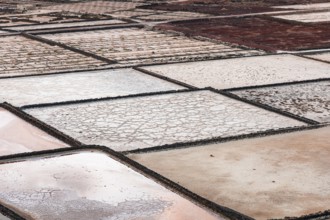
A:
0 150 224 220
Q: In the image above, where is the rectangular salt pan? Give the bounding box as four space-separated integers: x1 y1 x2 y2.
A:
0 150 223 220
129 127 330 219
231 81 330 123
140 55 330 89
0 68 183 106
25 90 306 152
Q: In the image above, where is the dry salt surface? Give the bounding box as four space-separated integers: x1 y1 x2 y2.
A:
0 150 224 220
25 90 306 152
140 55 330 89
135 11 209 21
0 68 183 106
273 11 330 23
44 1 142 14
0 35 105 76
273 2 330 10
129 126 330 220
0 107 68 157
231 81 330 123
41 28 262 65
304 52 330 63
6 19 126 31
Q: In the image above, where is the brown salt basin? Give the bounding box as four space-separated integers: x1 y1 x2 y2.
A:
129 126 330 219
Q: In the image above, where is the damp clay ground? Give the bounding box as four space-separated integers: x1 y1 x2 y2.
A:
156 16 330 51
129 126 330 220
138 0 330 16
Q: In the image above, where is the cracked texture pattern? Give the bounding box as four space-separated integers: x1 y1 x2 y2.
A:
0 68 183 106
0 150 222 220
141 55 330 89
41 28 263 65
26 91 306 151
0 35 105 76
232 81 330 123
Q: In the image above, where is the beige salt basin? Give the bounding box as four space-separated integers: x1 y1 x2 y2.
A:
129 126 330 219
0 107 68 156
0 150 225 220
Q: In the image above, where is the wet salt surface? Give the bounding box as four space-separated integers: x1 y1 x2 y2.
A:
0 68 183 106
7 19 126 31
0 150 223 220
141 55 330 89
273 11 330 23
25 90 306 151
129 126 330 219
232 81 330 123
0 107 68 157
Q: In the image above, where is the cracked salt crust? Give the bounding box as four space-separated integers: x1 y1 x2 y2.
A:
0 35 105 76
273 11 330 23
0 150 223 220
25 90 306 151
232 81 330 123
41 28 262 65
0 68 183 106
141 55 330 89
0 107 68 157
7 19 126 31
129 126 330 219
304 52 330 63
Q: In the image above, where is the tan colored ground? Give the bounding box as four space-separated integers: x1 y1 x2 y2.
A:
129 126 330 219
